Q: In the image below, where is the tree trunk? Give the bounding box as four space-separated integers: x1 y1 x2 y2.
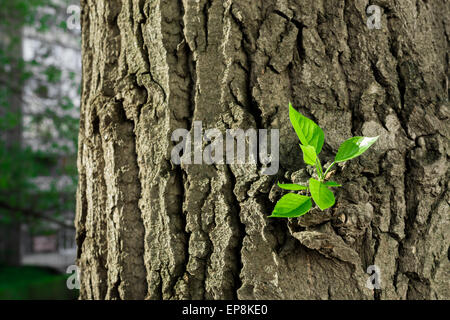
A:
76 0 449 300
0 21 23 267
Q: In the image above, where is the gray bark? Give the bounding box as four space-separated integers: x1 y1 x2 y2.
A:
76 0 449 299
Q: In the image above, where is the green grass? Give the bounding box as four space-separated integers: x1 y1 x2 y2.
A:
0 266 79 300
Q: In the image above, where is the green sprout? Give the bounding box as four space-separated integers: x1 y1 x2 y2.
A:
270 103 379 218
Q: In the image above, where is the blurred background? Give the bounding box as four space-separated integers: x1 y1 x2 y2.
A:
0 0 80 299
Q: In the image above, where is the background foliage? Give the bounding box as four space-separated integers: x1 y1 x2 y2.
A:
0 0 80 235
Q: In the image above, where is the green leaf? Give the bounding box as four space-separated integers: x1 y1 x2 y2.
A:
335 136 379 163
309 178 335 210
277 182 308 191
324 181 342 187
299 144 317 165
270 193 312 218
289 103 324 155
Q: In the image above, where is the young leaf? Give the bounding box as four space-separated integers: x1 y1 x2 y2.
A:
335 136 379 163
270 193 312 218
289 103 325 155
299 144 317 166
309 178 335 210
277 182 308 191
323 181 342 187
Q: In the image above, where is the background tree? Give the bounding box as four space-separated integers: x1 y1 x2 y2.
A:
76 0 449 299
0 0 80 265
0 0 25 265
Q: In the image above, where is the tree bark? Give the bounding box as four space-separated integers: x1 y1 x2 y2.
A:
76 0 449 299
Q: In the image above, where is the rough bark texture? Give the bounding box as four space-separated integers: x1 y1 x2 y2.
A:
76 0 449 300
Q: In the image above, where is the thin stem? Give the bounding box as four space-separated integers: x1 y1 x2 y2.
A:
323 161 336 180
315 157 324 181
